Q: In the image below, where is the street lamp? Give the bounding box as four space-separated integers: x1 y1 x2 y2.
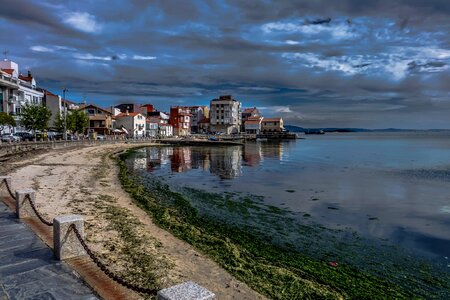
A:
62 88 68 140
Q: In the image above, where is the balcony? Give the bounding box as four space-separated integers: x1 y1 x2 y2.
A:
0 74 19 89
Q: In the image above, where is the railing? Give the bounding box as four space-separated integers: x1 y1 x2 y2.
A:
0 177 215 299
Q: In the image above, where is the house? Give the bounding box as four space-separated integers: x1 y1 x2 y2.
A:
188 106 209 133
147 111 170 124
241 107 261 132
115 112 146 138
159 124 173 137
0 65 19 121
140 104 155 116
115 103 141 114
209 95 241 134
79 104 113 135
146 121 159 138
244 116 263 134
198 117 210 133
170 106 191 136
261 117 284 133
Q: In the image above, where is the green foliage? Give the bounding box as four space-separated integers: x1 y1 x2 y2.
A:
0 112 16 128
67 110 89 134
20 104 52 132
53 113 65 133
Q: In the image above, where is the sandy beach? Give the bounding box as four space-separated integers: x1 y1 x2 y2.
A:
3 143 265 300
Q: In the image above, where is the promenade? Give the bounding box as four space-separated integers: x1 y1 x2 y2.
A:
0 200 98 300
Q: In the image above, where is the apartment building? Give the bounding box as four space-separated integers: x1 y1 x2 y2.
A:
209 95 241 134
170 106 191 136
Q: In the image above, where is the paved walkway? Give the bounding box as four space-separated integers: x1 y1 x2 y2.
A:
0 200 98 300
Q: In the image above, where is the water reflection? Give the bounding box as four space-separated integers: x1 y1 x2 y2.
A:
133 142 289 179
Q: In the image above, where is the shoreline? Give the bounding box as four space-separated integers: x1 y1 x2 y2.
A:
2 143 264 299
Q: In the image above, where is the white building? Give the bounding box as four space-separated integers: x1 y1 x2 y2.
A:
209 95 241 134
188 106 209 133
146 121 159 137
159 124 173 137
115 112 146 138
0 60 44 131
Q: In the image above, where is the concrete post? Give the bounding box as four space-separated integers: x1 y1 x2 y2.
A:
0 176 11 197
15 188 36 219
157 281 215 300
53 215 86 260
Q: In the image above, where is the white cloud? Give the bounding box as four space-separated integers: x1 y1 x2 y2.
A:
285 40 300 45
262 21 358 40
132 55 157 60
63 12 102 33
30 46 54 52
74 53 112 61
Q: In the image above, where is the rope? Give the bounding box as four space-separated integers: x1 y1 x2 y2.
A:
69 224 158 295
23 194 53 226
1 178 16 200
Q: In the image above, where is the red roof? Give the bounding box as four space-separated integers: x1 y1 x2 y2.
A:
1 69 14 75
247 116 262 121
19 75 33 82
242 107 258 114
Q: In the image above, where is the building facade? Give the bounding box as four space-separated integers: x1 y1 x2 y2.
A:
188 106 209 133
209 95 241 134
261 117 284 133
115 112 146 138
244 116 263 134
170 106 191 136
80 104 113 135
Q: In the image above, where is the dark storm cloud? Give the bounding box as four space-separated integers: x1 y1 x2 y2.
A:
2 0 449 128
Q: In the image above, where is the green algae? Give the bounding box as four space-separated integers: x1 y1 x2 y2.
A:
114 151 425 300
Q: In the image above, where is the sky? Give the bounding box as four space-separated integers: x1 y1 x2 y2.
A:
1 0 449 129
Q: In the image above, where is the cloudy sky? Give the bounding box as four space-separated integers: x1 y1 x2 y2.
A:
1 0 449 128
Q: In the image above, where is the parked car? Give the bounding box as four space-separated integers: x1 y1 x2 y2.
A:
1 133 21 142
96 134 106 140
15 132 34 142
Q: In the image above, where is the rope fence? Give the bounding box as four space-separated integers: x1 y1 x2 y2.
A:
0 178 157 296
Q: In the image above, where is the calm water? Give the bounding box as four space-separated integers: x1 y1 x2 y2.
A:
128 132 450 268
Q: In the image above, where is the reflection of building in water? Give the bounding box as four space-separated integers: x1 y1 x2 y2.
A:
133 156 147 170
190 147 210 171
243 142 263 166
209 146 242 179
260 141 285 161
170 147 192 173
144 147 173 172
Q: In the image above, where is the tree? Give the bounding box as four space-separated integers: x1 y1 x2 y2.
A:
67 110 89 135
53 113 65 133
20 104 52 134
0 112 16 132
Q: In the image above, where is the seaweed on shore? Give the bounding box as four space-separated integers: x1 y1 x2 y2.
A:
116 149 450 299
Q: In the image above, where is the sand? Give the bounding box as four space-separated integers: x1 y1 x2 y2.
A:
5 144 265 300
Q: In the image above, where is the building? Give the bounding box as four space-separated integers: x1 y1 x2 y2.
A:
241 107 261 132
198 117 210 133
146 121 159 137
140 104 155 116
170 106 191 136
115 103 141 114
80 104 113 135
0 60 44 130
261 117 284 133
159 124 173 137
44 90 81 129
147 111 170 124
188 106 209 133
244 116 263 134
115 112 146 138
209 95 241 134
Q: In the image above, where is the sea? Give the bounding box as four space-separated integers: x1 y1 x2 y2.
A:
124 132 450 293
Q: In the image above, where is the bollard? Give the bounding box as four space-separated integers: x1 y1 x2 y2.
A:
157 281 215 300
53 215 86 260
0 176 11 197
15 188 36 219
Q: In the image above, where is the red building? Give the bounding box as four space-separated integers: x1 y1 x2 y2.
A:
169 106 191 136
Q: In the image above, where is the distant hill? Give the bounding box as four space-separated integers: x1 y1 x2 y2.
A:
284 125 449 133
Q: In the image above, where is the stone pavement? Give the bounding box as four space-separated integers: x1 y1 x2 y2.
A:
0 200 98 300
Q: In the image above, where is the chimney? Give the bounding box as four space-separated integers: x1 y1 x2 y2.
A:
125 110 129 116
27 70 32 77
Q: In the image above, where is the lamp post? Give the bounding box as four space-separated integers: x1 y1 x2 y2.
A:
62 88 68 140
